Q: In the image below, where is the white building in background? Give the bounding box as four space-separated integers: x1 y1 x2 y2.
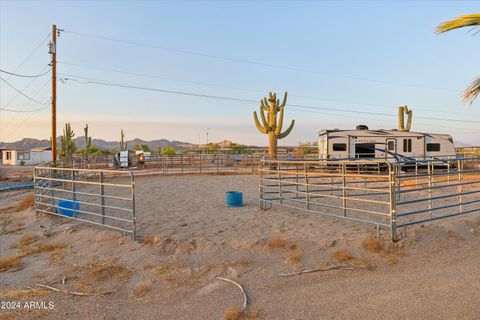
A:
1 147 52 166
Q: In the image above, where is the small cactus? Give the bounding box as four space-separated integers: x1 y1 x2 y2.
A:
60 123 76 161
119 129 127 151
398 105 413 132
253 91 295 159
84 124 92 160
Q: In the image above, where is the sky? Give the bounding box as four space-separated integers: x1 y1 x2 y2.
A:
0 0 479 146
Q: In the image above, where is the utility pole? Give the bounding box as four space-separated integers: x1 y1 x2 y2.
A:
48 24 60 162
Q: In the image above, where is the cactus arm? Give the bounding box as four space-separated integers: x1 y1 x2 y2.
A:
277 120 295 139
260 99 269 111
254 111 268 134
405 110 413 131
398 106 405 131
275 107 285 135
262 98 269 111
260 106 269 128
279 92 288 109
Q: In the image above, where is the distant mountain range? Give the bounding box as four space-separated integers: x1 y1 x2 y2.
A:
0 137 197 150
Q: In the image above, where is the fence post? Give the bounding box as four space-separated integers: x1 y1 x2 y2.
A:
100 171 105 225
389 163 398 241
428 162 432 217
458 159 463 213
342 163 347 217
181 155 184 174
71 170 77 217
278 161 283 204
259 160 264 209
304 163 310 210
131 174 136 240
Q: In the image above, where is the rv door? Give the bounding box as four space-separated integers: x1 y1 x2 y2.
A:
385 139 397 161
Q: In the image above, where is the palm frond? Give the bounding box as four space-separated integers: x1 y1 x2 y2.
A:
463 76 480 104
436 14 480 33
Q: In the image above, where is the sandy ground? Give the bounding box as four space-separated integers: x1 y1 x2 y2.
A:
1 174 480 319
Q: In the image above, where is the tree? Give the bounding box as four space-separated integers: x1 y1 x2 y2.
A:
253 91 295 159
60 123 76 161
141 144 151 152
437 14 480 103
162 146 176 156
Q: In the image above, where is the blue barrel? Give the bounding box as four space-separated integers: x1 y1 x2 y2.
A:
57 199 80 217
225 191 243 207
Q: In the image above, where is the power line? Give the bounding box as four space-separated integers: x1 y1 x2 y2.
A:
61 75 480 124
0 78 51 140
65 30 460 93
0 68 50 78
0 104 49 112
57 62 463 116
0 76 46 105
0 33 51 87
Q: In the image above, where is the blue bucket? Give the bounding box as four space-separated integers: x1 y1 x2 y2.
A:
225 191 243 207
57 199 80 217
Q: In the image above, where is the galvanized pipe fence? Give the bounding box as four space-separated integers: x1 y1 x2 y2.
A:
259 158 480 240
68 154 264 174
33 163 136 239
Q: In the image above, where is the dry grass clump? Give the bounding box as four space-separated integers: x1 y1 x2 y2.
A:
222 306 263 320
0 288 49 299
361 234 406 265
132 283 152 299
285 244 302 266
82 259 133 283
0 220 24 235
142 235 160 245
382 242 405 265
332 249 370 269
152 257 253 288
9 233 39 249
0 255 22 272
14 194 34 212
49 248 66 263
362 235 382 254
19 242 66 257
267 234 287 250
153 261 188 275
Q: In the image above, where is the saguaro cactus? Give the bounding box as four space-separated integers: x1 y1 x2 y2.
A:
84 124 92 160
60 123 76 161
398 105 413 132
119 129 127 151
253 91 295 159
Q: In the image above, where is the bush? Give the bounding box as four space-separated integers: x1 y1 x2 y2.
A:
162 146 176 156
19 160 25 166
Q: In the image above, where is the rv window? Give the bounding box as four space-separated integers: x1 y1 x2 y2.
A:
403 139 412 153
387 141 395 151
427 143 441 152
332 143 347 151
6 152 11 160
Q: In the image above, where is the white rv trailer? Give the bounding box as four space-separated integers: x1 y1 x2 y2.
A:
318 126 456 161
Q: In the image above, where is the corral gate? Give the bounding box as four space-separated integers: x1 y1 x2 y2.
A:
33 163 136 239
259 158 480 240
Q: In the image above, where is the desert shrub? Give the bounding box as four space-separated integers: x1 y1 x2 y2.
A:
14 194 35 212
0 255 22 272
267 234 287 249
362 235 382 253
